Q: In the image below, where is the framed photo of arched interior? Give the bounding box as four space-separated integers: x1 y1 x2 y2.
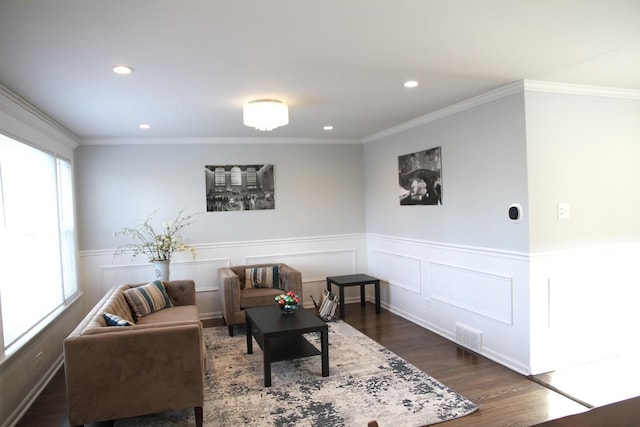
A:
398 147 442 205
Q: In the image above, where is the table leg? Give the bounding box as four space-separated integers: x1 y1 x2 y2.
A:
360 284 366 306
339 286 345 319
263 337 272 387
246 317 253 354
326 278 332 292
321 328 329 377
375 280 381 313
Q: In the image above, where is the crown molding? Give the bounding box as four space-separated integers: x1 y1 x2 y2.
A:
0 83 78 149
523 80 640 99
80 136 362 146
362 81 525 143
363 79 640 143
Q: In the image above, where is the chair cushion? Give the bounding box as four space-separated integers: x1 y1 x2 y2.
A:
244 266 280 289
241 287 285 308
124 280 173 320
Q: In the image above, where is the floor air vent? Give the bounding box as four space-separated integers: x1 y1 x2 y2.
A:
455 324 482 352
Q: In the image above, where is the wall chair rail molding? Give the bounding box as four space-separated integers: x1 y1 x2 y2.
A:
366 233 530 261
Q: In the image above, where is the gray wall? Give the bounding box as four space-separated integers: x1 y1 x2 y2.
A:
364 92 529 251
525 92 640 252
74 142 366 252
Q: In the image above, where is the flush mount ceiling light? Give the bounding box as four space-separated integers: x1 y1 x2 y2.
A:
243 99 289 131
404 80 419 88
113 65 134 75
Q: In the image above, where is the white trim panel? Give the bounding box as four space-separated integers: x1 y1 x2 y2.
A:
369 249 421 294
245 248 358 283
430 261 514 325
99 257 230 294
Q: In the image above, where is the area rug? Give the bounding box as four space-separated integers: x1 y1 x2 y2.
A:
116 321 478 426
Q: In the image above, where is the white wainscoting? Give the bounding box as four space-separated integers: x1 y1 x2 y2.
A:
369 249 422 294
529 243 640 374
79 234 368 321
430 261 513 325
99 258 230 295
366 234 530 374
246 248 358 283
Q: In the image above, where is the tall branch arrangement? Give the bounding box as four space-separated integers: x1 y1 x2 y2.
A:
114 208 198 262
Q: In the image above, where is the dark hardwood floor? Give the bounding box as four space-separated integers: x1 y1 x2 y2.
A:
14 303 640 426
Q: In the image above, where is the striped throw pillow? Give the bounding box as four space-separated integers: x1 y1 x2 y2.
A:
103 312 134 327
123 280 173 320
245 266 280 289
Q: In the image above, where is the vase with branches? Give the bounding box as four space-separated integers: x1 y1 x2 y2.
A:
114 208 198 280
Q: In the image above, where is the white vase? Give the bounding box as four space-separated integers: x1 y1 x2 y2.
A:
153 260 171 281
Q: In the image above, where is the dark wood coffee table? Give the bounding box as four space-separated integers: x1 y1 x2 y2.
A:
245 305 329 387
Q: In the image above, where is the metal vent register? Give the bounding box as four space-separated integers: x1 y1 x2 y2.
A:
455 324 482 352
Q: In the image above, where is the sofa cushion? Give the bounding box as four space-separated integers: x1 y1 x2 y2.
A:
244 266 280 289
136 305 201 325
103 312 134 327
124 280 173 320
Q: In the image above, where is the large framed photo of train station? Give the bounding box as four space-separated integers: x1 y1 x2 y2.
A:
205 164 275 212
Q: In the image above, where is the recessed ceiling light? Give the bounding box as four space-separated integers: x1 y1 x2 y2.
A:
404 80 419 88
139 123 151 129
113 65 134 75
323 125 334 131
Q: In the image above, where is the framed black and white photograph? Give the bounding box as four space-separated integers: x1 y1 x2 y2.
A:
205 164 275 212
398 147 442 205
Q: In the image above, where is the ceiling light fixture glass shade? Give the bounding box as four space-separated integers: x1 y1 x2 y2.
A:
113 65 134 75
243 99 289 131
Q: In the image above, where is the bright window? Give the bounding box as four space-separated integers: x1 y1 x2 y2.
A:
0 133 77 358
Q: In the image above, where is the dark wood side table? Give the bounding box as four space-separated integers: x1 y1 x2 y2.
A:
245 305 329 387
326 273 381 319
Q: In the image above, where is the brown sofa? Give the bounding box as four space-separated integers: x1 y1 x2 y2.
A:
219 263 302 335
63 280 204 427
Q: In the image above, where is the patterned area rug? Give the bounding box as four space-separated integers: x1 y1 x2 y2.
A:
116 321 478 426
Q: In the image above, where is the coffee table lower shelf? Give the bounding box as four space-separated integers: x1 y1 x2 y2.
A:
252 332 321 362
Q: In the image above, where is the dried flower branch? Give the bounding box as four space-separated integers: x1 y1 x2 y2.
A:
114 208 198 262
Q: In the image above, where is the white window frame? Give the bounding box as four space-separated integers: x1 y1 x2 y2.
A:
0 134 78 361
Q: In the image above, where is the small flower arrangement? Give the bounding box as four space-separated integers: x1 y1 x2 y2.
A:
114 208 198 262
275 291 300 313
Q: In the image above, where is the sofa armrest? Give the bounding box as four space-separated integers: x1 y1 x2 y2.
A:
163 279 196 306
64 322 204 425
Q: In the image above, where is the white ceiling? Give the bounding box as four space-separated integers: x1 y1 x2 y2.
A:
0 0 639 142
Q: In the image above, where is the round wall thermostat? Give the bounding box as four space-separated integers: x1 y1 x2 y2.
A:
508 204 522 221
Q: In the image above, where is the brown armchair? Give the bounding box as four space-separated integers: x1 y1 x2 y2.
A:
218 263 303 336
